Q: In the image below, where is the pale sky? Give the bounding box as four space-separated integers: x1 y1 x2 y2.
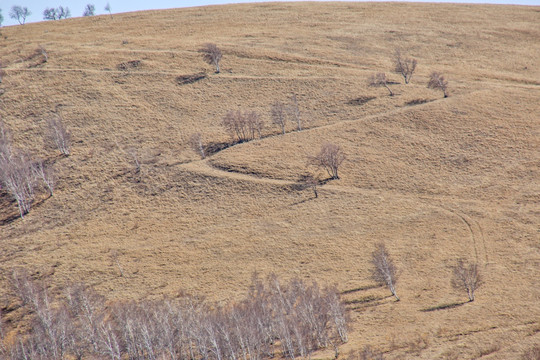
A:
1 0 538 26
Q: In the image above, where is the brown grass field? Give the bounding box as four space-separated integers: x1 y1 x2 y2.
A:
0 1 539 358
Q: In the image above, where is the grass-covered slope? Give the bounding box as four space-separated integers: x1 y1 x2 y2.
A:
0 2 539 358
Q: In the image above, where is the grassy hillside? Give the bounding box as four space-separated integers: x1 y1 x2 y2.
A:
0 2 539 358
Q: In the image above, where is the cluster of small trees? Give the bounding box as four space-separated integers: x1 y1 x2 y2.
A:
43 6 70 21
189 93 303 158
0 117 69 218
222 110 264 143
0 271 349 360
368 49 449 98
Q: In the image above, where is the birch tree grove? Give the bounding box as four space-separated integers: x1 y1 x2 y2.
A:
2 272 350 360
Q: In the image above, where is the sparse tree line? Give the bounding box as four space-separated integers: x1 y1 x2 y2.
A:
0 271 349 360
0 3 113 25
0 117 70 218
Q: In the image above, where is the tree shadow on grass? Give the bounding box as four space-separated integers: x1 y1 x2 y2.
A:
420 301 468 312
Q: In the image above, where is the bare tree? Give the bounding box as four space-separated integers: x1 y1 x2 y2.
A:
83 4 95 16
393 49 417 84
308 143 346 180
104 2 112 18
246 110 264 140
427 72 449 98
288 94 303 131
189 133 206 159
270 101 288 135
0 152 36 218
369 72 394 96
451 259 482 302
200 43 222 73
32 159 55 196
47 116 71 156
222 110 262 143
9 5 31 25
300 174 318 198
371 242 399 301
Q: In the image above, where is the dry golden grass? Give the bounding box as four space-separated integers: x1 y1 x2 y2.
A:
0 2 539 358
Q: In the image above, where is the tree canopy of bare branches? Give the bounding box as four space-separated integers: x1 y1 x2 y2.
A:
222 110 263 143
289 94 303 131
104 2 112 18
308 143 346 180
200 43 223 74
189 132 206 159
43 6 71 20
393 49 417 84
32 159 55 196
9 5 31 25
368 72 394 96
47 116 71 156
371 243 399 301
427 72 449 98
451 259 483 302
83 4 95 16
270 101 287 135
